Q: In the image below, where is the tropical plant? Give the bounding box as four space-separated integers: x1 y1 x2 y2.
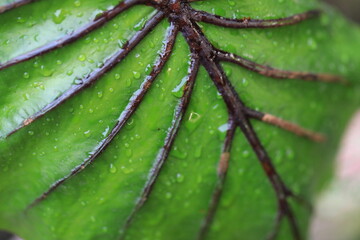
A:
0 0 359 239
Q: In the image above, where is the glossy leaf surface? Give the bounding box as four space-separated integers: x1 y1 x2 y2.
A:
0 0 359 239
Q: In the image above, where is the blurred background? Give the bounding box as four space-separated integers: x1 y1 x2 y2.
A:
0 0 359 240
325 0 360 23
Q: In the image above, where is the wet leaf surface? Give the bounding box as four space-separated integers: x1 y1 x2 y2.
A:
0 0 359 239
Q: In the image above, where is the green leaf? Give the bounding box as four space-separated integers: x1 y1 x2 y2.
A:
0 0 359 239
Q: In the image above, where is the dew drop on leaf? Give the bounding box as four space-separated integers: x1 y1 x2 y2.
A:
74 1 81 7
132 71 141 79
23 72 30 79
109 163 117 174
188 112 201 123
52 9 66 24
176 173 184 183
40 65 54 77
78 54 87 62
84 130 91 138
242 150 250 158
165 192 172 199
120 166 133 174
16 17 26 23
74 79 83 85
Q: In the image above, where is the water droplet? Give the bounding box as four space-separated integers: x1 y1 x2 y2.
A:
102 126 110 137
23 93 30 100
188 112 201 123
84 130 91 137
23 72 30 79
126 78 132 87
126 149 132 157
307 38 317 50
171 146 187 159
109 163 117 173
98 197 105 205
33 34 39 42
74 79 83 85
145 64 152 74
17 17 26 23
172 76 188 98
78 54 86 62
242 78 249 87
40 65 54 77
120 166 133 174
133 71 141 79
176 173 184 183
228 0 236 6
133 18 146 31
33 61 40 68
224 67 232 77
52 9 66 24
97 91 103 98
28 131 34 136
74 0 81 7
165 192 172 199
218 123 229 133
286 148 295 160
242 150 250 158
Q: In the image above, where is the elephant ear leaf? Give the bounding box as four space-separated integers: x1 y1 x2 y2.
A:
0 0 359 240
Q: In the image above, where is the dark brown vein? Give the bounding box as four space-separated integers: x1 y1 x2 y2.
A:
26 12 173 209
178 12 301 238
211 60 302 240
267 212 284 240
0 0 35 14
198 120 236 240
4 1 337 238
119 55 200 240
190 9 320 29
7 10 164 138
0 0 143 71
245 108 325 142
216 49 346 84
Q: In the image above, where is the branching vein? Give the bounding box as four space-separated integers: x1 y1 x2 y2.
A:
119 55 200 239
7 10 165 138
1 1 345 239
0 0 36 14
27 11 171 208
0 0 142 71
